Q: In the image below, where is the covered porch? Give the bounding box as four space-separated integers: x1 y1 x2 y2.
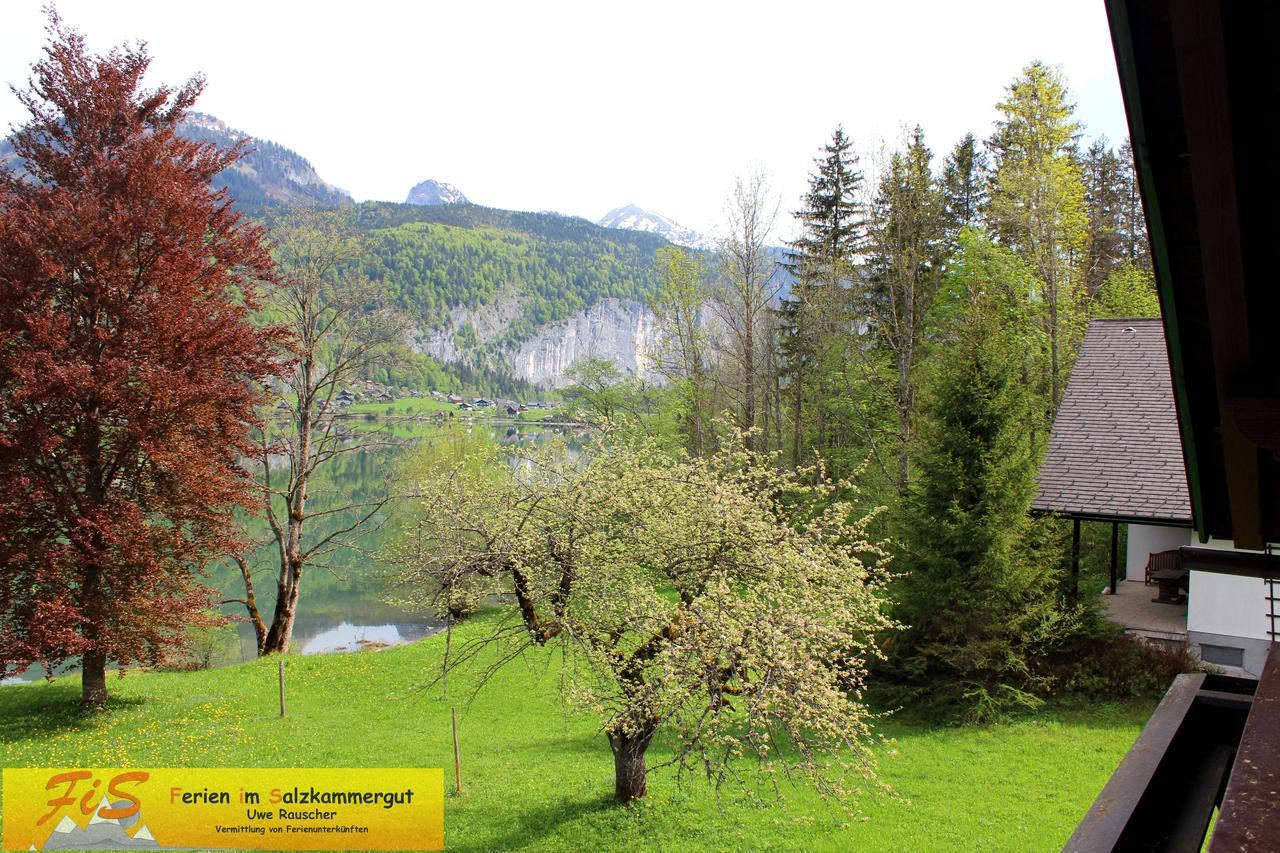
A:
1100 578 1187 646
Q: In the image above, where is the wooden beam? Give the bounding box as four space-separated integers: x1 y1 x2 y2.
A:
1110 522 1119 594
1210 645 1280 851
1224 395 1280 453
1169 0 1263 549
1064 674 1206 851
1071 518 1081 600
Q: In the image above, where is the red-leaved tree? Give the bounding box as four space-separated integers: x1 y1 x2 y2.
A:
0 14 285 705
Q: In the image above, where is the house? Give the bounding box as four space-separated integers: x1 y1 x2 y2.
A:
1068 2 1280 848
447 394 463 404
1034 319 1269 675
472 398 493 408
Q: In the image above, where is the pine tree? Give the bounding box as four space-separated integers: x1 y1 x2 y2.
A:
780 126 865 466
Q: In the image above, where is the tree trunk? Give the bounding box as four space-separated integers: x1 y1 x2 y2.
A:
608 728 655 803
233 556 267 655
743 313 755 451
80 554 109 707
81 649 108 707
261 560 301 654
897 356 912 495
791 369 804 468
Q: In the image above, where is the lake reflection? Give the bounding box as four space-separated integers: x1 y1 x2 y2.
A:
299 622 439 655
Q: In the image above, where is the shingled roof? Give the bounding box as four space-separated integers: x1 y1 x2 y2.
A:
1032 318 1192 525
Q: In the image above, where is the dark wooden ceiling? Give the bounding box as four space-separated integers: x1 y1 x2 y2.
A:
1108 0 1280 548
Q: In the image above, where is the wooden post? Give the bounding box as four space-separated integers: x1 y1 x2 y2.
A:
1071 518 1081 600
451 707 462 795
278 658 286 718
1110 521 1120 595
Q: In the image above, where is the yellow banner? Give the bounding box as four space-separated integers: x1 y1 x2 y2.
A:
1 768 443 851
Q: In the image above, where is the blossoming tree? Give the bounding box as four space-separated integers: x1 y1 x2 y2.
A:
388 431 896 802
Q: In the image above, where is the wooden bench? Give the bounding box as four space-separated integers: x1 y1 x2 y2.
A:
1144 548 1182 585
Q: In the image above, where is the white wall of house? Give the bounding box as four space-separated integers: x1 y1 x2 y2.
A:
1125 528 1275 676
1187 537 1273 641
1187 571 1270 640
1187 537 1275 676
1125 523 1193 582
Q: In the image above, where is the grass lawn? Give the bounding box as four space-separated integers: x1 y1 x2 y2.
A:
344 397 459 418
0 613 1152 851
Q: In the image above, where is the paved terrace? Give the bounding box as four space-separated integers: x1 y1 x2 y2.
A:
1101 580 1188 641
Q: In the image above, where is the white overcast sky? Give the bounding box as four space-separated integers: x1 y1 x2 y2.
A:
0 1 1129 240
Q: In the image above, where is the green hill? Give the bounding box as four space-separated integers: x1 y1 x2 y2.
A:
353 202 667 348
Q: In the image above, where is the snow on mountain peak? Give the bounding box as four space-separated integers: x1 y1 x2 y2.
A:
597 204 716 251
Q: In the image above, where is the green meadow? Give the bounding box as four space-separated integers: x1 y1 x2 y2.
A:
0 613 1150 852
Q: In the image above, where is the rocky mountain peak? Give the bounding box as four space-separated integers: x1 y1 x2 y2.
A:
597 204 716 251
406 179 468 206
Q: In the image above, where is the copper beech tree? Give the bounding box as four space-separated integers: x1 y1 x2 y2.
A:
388 430 897 803
0 17 283 704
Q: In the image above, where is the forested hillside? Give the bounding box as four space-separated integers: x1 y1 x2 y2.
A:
352 202 667 347
177 113 352 211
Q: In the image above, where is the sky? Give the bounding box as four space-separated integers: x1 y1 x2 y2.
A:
0 1 1129 241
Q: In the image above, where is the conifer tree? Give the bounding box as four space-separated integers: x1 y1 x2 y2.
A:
1081 138 1125 295
986 61 1088 417
940 133 988 242
1117 138 1152 271
781 126 865 466
888 258 1067 721
865 126 947 493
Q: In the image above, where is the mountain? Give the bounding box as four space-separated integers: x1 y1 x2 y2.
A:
598 204 717 251
176 113 352 210
352 202 669 386
406 179 468 206
1 113 351 213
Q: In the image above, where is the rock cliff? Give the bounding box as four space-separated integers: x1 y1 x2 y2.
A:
413 297 665 388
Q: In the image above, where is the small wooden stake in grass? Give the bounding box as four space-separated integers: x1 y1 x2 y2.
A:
451 706 462 794
278 658 286 718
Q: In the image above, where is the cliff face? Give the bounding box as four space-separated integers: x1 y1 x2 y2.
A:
511 298 660 387
412 297 664 388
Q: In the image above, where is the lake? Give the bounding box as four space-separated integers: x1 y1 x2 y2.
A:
2 416 584 684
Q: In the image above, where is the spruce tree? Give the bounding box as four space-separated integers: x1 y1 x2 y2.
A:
785 126 865 278
888 257 1067 722
1117 138 1152 271
940 132 988 242
865 126 947 493
780 126 865 467
1081 138 1125 296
